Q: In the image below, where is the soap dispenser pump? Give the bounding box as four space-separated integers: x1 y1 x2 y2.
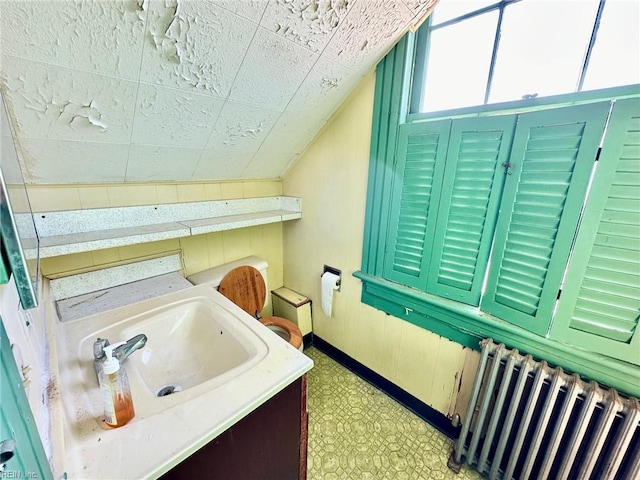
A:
99 342 135 427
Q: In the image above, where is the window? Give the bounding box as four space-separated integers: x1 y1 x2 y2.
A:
357 6 640 396
416 0 640 113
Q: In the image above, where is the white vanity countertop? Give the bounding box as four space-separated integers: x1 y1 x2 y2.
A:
47 283 313 479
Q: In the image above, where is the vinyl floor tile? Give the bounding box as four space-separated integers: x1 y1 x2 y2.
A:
306 347 481 480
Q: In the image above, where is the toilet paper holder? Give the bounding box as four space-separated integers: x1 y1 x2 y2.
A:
322 265 341 292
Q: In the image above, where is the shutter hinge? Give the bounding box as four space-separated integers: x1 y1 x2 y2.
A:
595 146 602 162
556 289 562 300
502 162 513 175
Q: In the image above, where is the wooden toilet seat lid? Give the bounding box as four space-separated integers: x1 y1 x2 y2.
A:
218 266 266 317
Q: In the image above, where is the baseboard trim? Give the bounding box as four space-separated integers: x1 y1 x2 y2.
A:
302 332 314 350
310 335 460 440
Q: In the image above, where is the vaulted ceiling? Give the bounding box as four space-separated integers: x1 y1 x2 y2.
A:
0 0 436 185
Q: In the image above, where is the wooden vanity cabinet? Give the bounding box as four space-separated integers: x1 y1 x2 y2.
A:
161 375 308 480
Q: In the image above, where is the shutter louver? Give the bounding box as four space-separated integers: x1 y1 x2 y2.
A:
427 116 516 305
383 120 451 288
552 98 640 365
482 103 611 335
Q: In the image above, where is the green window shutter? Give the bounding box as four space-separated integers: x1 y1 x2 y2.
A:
481 102 611 335
426 115 517 305
362 35 416 276
383 120 451 288
1 319 52 478
0 250 8 284
551 98 640 365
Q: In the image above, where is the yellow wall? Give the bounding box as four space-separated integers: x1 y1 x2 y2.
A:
34 180 285 313
282 72 480 418
25 180 282 211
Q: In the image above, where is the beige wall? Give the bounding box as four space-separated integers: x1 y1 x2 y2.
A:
282 72 480 418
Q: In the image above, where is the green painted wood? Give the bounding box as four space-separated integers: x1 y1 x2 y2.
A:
0 318 52 478
426 115 516 305
383 120 451 287
0 249 8 284
481 102 611 335
409 18 432 114
361 50 394 276
361 34 416 277
406 84 640 123
552 97 640 365
354 271 640 398
359 26 640 395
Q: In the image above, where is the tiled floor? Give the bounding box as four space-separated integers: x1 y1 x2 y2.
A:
306 347 482 480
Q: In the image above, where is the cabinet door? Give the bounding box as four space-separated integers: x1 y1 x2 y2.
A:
0 318 51 478
161 377 304 480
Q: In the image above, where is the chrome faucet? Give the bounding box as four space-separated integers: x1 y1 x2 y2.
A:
93 334 147 379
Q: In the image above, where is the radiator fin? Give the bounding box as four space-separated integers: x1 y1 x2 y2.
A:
451 339 640 480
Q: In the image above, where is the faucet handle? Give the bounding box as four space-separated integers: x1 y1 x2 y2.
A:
93 338 109 361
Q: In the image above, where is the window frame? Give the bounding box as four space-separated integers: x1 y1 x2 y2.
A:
356 31 640 398
411 0 634 116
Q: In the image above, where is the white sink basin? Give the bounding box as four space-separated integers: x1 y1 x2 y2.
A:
91 297 264 397
64 288 268 423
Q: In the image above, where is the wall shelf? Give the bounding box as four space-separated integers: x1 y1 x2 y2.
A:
19 196 301 259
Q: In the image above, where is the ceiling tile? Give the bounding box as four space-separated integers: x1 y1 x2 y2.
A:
211 0 269 24
0 135 25 185
18 138 129 184
228 27 319 111
324 0 413 71
192 149 255 180
1 93 27 185
244 112 327 177
402 0 439 18
126 145 202 182
1 56 137 144
140 0 258 98
285 56 362 120
0 0 432 185
130 83 224 149
260 0 353 53
0 0 147 81
257 109 326 154
1 94 12 137
205 100 281 152
242 149 298 179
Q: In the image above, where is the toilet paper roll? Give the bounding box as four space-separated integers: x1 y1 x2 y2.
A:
321 272 341 317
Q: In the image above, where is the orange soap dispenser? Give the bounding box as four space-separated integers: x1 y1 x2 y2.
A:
99 342 135 427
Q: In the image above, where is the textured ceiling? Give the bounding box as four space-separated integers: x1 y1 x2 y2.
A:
0 0 436 185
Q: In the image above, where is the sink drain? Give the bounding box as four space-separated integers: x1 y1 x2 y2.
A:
157 385 182 397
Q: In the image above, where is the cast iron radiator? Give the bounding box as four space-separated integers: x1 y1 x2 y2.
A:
449 339 639 479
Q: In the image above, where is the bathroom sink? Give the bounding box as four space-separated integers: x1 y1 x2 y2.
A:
55 284 270 432
120 299 259 396
79 295 268 398
50 282 313 479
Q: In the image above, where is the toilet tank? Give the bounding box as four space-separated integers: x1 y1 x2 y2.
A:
187 256 270 308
